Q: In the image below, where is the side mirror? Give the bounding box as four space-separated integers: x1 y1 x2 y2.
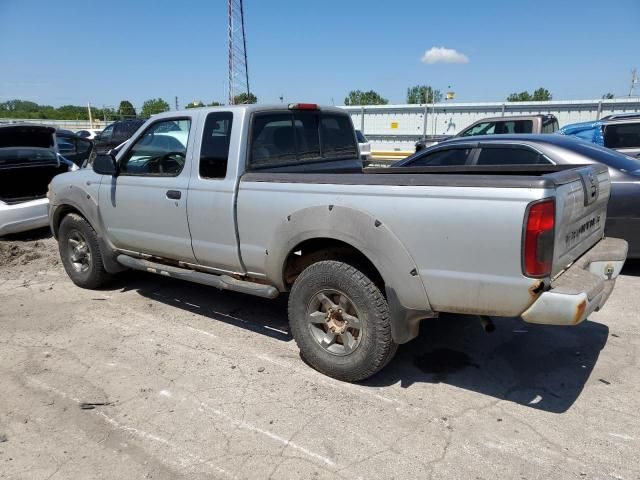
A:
93 153 118 176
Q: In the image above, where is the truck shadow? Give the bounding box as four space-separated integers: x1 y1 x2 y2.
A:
105 272 608 414
108 271 292 342
364 314 610 414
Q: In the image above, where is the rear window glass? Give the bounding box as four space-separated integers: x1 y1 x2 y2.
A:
250 112 357 167
563 140 640 172
604 123 640 149
477 147 550 165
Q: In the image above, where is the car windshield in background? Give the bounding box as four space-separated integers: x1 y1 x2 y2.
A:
356 130 367 143
460 119 533 136
564 140 640 173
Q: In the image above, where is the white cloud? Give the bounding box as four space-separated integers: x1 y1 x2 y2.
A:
421 47 469 64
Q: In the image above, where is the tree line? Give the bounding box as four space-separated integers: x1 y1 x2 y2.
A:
0 93 258 121
1 87 619 118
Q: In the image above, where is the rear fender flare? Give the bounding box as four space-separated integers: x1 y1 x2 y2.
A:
263 205 434 343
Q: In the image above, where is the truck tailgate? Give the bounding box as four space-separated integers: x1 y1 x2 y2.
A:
552 164 610 277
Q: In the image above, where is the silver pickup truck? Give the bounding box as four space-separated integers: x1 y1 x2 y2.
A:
48 104 628 381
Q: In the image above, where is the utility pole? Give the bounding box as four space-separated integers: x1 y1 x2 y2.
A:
175 96 179 111
630 69 638 97
87 101 93 127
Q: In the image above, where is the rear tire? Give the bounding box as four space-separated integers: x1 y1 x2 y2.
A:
288 260 397 382
58 213 112 289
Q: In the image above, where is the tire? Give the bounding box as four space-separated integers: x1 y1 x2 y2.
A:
58 213 112 289
288 260 398 382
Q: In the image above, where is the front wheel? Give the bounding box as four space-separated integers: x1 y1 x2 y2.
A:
288 260 397 382
58 213 112 289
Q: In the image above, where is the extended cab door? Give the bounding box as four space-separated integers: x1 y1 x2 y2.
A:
98 116 197 262
186 110 245 274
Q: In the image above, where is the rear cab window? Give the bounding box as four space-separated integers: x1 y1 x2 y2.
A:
249 111 357 169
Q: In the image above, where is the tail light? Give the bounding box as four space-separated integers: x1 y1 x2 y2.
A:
523 198 555 277
288 103 319 110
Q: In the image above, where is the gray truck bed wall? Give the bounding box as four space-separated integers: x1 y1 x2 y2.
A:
237 176 552 318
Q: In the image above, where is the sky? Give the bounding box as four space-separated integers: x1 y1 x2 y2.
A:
1 0 639 109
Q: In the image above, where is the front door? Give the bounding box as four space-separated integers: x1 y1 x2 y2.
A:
98 117 196 262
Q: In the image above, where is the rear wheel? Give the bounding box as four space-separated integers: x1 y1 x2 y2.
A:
58 213 111 289
288 260 397 382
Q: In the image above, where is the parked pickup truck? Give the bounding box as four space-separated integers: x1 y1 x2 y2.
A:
48 104 628 381
415 114 559 151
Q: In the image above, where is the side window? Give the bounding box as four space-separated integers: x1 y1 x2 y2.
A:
320 114 358 159
100 124 114 140
409 148 472 167
476 147 551 165
119 118 191 176
604 123 640 148
199 112 233 179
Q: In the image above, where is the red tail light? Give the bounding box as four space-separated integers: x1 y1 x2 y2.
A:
288 103 319 110
523 198 555 277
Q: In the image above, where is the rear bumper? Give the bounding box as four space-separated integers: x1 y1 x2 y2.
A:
521 237 628 326
0 198 49 236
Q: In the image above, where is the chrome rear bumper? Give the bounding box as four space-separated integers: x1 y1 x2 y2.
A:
521 237 628 325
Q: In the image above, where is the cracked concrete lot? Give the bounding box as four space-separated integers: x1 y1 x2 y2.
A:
1 233 639 479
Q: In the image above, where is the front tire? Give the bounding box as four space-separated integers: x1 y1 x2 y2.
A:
58 213 112 289
288 260 397 382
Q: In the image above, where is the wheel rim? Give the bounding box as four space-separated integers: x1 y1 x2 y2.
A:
67 230 91 273
306 290 364 356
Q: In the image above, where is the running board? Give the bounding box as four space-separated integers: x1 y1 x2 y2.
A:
116 255 279 299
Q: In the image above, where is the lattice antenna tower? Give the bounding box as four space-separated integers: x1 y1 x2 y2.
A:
228 0 250 104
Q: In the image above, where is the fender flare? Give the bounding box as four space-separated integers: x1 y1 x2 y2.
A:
263 205 435 343
49 191 125 274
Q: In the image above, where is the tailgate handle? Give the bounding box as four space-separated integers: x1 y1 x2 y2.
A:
578 169 599 206
166 190 182 200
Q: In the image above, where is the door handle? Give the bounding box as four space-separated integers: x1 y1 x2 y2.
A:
166 190 182 200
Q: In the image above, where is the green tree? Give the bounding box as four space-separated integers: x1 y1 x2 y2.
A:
141 98 170 117
602 92 615 99
507 88 552 102
208 101 224 106
532 87 552 101
185 100 205 109
233 92 257 104
118 100 136 117
406 85 442 104
507 91 533 102
344 90 388 106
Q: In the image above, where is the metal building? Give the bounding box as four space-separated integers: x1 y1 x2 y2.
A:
342 97 640 151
